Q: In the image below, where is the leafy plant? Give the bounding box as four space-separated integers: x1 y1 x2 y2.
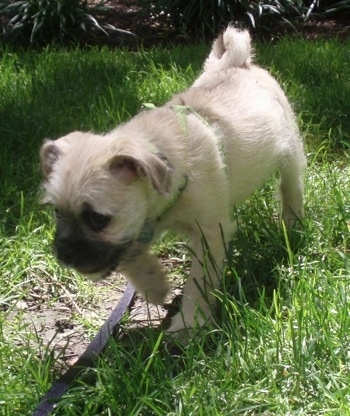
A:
147 0 342 39
325 0 350 15
0 0 132 45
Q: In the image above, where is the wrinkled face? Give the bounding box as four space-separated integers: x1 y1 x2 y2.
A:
46 166 149 279
52 202 134 278
40 131 172 279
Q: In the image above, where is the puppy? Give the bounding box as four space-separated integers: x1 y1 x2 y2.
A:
40 26 306 335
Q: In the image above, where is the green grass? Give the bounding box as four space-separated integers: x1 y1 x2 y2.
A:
1 37 350 415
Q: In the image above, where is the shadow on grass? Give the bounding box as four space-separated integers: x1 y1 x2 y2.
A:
1 55 139 236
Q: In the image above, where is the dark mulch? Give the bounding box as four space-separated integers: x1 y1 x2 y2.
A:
1 0 349 47
102 0 350 48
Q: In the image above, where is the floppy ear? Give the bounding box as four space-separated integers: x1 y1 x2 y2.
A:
108 152 173 196
40 140 61 178
40 131 86 178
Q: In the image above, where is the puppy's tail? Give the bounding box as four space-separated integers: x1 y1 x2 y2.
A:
204 26 252 71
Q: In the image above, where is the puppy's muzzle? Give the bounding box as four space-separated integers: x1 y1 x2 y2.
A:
54 227 131 276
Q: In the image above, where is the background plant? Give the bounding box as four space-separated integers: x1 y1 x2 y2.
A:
1 0 348 46
148 0 350 39
0 0 132 45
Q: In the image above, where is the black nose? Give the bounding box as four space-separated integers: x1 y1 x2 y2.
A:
54 234 87 266
54 237 76 265
52 224 132 274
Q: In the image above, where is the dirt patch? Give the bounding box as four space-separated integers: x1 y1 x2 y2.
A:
10 250 188 369
11 276 127 365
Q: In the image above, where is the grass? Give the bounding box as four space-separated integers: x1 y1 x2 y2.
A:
1 36 350 415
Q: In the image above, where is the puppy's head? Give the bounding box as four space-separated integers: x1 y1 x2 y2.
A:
40 130 172 278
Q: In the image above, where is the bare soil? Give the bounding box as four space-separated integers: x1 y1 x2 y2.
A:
13 251 188 370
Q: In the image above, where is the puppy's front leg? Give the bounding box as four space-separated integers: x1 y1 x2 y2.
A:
121 250 170 305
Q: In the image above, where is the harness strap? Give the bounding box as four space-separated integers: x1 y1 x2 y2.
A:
32 283 136 416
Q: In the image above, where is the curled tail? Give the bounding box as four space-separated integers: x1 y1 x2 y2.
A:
204 26 252 72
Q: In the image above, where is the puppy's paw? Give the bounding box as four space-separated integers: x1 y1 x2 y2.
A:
166 305 213 341
143 279 170 305
282 211 304 230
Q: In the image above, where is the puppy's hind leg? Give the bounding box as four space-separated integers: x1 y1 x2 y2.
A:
121 250 170 305
279 141 306 227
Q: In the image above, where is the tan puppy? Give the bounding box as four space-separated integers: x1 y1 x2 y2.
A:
40 26 306 335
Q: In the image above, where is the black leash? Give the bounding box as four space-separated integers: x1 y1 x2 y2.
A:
32 283 136 416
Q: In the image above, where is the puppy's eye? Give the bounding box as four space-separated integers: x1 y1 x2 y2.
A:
55 209 62 219
82 210 111 232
